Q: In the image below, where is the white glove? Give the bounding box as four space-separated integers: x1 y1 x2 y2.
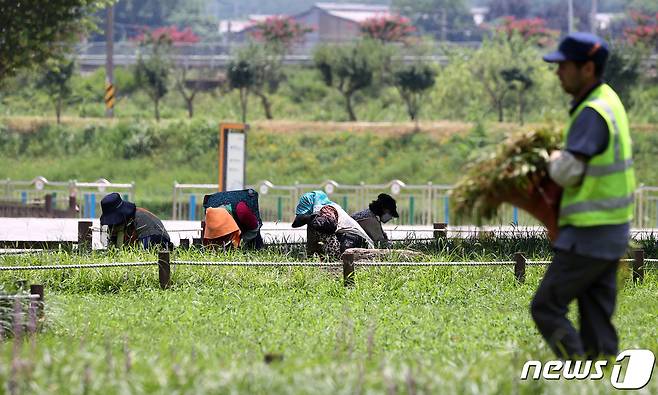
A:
548 150 586 188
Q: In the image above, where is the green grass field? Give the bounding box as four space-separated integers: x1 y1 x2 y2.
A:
1 246 656 394
3 118 658 220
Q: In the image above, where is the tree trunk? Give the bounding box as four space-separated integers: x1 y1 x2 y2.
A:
186 97 194 118
497 100 504 123
258 93 273 120
154 99 160 122
404 97 415 122
344 92 357 122
56 96 62 124
240 88 248 123
518 92 525 126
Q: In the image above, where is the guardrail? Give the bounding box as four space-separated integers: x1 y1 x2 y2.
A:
73 41 658 70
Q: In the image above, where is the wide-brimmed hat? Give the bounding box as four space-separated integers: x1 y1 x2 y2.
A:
376 193 399 218
100 193 136 226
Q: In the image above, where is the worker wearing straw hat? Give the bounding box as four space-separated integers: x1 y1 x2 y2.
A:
531 33 635 359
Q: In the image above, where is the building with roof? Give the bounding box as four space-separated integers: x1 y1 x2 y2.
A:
293 3 391 44
223 3 392 47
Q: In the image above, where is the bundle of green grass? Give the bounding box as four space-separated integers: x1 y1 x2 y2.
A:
451 128 562 227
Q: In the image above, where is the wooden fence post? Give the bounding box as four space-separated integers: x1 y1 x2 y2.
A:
633 249 645 284
29 284 44 318
514 252 526 284
179 238 190 250
433 222 447 240
342 253 355 287
45 194 53 214
77 220 93 253
68 195 77 212
158 250 171 289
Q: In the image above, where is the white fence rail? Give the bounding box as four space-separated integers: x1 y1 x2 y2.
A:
1 177 135 219
5 178 657 227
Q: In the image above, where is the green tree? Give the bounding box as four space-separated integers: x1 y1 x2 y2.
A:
174 67 203 118
473 34 537 122
40 59 76 124
604 42 644 108
314 41 376 121
394 64 437 127
227 60 255 123
232 44 285 120
0 0 111 85
134 33 172 121
501 67 534 125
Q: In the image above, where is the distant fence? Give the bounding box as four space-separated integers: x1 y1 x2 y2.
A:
1 177 135 219
173 180 658 227
4 178 658 227
174 180 466 224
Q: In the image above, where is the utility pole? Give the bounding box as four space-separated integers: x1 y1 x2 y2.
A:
440 9 447 42
567 0 573 33
590 0 598 34
105 3 115 117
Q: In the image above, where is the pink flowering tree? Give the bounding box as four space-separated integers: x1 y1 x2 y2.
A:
496 16 558 48
133 26 200 44
624 11 658 50
250 16 313 52
360 15 416 43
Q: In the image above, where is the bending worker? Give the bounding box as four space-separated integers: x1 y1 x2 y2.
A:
351 193 399 247
203 201 260 249
531 33 635 359
100 192 171 249
292 191 374 257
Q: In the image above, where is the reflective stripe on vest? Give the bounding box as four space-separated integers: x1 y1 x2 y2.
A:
560 194 634 217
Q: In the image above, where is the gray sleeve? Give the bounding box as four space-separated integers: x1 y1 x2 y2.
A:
566 107 609 160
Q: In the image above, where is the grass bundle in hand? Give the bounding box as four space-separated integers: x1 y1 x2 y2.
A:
451 128 561 225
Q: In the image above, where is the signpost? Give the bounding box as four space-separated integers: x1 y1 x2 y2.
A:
218 123 247 192
104 81 115 112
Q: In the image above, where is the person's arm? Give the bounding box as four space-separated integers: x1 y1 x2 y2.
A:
549 108 609 188
548 150 586 187
292 214 314 228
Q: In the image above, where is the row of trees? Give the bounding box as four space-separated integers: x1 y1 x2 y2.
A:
4 4 656 125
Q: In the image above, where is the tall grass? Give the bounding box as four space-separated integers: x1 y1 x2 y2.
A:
0 246 656 394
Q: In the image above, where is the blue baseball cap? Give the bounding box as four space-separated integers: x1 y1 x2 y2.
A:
543 32 609 65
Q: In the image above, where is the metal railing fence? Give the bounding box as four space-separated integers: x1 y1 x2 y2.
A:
1 177 134 219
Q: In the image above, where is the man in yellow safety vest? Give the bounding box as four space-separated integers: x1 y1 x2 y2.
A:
531 32 635 359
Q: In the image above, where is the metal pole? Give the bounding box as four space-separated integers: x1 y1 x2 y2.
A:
590 0 598 34
568 0 574 33
105 4 114 118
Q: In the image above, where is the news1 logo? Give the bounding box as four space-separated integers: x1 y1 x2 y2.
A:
520 349 655 390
